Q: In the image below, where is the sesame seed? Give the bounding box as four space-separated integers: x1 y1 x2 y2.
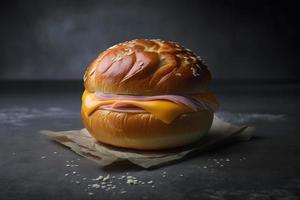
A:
41 156 46 159
93 175 103 181
120 191 127 194
175 73 182 76
103 174 110 181
126 176 136 179
138 61 144 66
92 183 100 189
203 166 207 169
65 173 69 176
195 64 201 69
191 67 200 77
190 57 197 61
88 192 94 196
127 179 138 185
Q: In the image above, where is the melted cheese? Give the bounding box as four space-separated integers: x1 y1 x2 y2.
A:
82 90 218 124
82 90 193 124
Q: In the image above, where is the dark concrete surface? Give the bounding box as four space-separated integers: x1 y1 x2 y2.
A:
0 81 299 200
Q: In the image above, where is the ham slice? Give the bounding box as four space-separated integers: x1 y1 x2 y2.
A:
99 105 147 113
95 92 214 113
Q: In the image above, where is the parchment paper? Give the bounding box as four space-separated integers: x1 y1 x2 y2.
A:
41 116 254 168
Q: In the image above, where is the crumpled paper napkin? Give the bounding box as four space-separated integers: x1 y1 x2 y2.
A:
41 116 254 168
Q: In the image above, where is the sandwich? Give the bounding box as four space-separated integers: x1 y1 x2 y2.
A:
81 39 219 150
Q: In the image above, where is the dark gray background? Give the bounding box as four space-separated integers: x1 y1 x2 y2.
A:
0 0 299 81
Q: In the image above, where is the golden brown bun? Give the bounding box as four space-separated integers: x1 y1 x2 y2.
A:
81 107 213 150
83 39 211 95
81 39 216 150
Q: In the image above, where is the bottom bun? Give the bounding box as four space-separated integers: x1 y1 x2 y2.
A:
81 107 214 150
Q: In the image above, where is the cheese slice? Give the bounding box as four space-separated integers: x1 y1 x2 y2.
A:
81 90 218 124
82 90 193 124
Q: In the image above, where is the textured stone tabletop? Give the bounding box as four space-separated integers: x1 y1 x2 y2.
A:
0 81 299 200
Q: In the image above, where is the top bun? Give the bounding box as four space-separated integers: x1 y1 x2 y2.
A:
83 39 211 95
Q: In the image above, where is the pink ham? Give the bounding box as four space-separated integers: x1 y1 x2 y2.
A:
95 92 214 113
99 105 147 113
